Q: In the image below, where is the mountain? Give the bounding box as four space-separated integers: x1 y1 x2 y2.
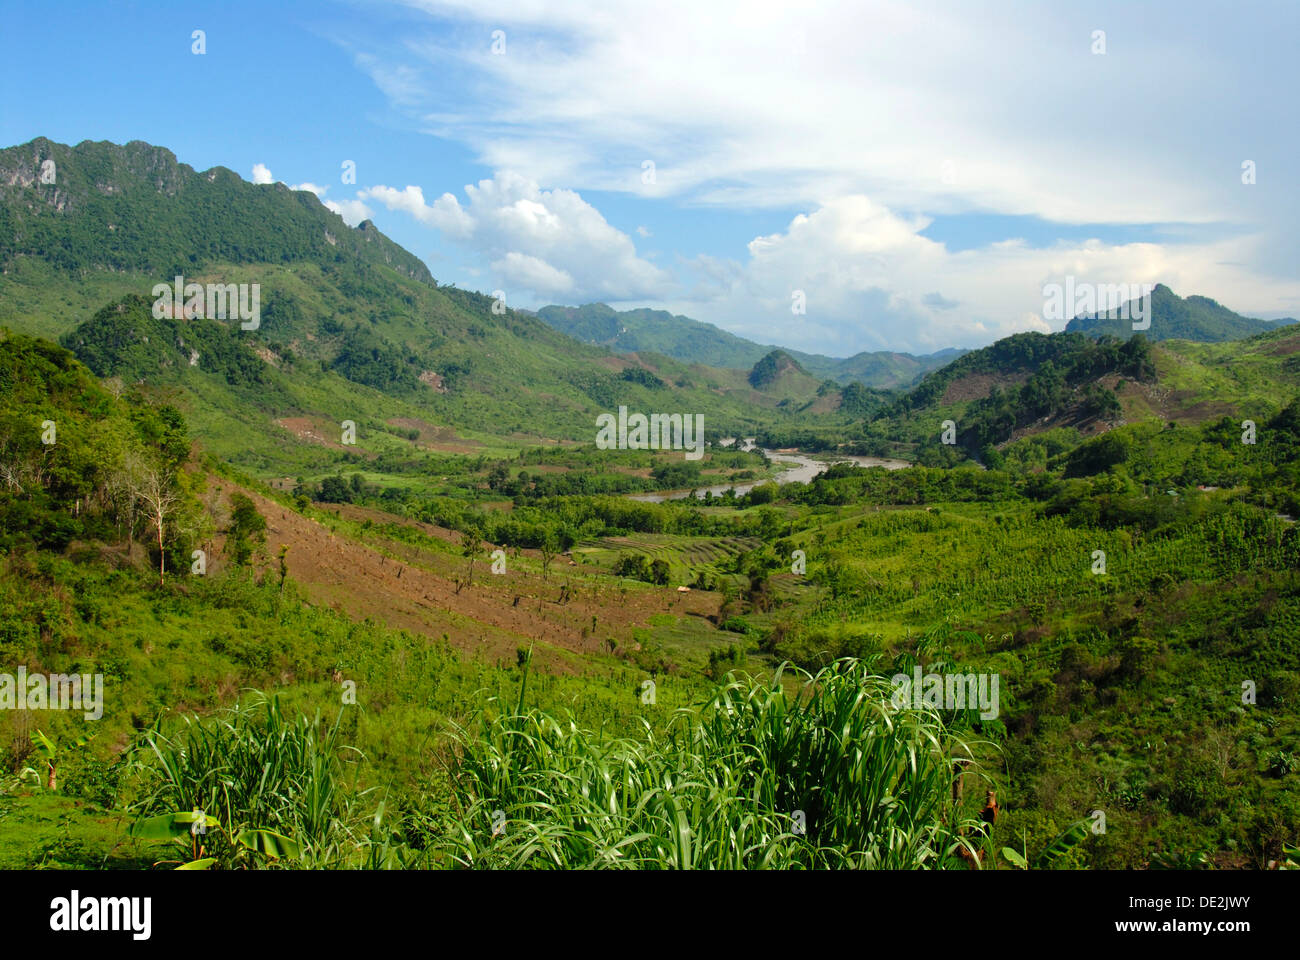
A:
535 302 962 388
0 137 863 474
1067 283 1296 341
0 136 433 338
748 349 806 389
864 324 1300 465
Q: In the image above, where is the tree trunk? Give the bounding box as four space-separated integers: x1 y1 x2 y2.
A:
156 512 165 585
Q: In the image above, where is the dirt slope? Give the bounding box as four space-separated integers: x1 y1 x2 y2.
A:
202 480 720 674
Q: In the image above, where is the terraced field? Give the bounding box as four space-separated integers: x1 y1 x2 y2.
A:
574 533 763 582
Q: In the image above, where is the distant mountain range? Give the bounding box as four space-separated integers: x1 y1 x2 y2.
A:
534 303 965 389
1067 283 1296 341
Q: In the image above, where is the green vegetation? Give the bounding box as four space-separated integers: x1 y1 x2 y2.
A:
2 136 1298 871
536 302 962 387
1067 284 1296 342
447 658 980 869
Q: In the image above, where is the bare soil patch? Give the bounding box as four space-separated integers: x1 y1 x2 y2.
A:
207 482 721 675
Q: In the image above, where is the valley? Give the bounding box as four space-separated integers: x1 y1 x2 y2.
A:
0 136 1296 873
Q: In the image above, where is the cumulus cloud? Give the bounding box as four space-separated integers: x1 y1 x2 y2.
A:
291 182 328 197
662 195 1294 354
324 198 375 227
360 172 672 300
251 163 274 185
336 0 1299 351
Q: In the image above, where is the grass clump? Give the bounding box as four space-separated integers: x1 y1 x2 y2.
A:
446 658 982 869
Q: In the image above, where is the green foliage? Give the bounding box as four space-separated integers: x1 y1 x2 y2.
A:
618 366 665 390
748 350 805 389
330 327 420 393
1068 284 1297 342
446 660 980 868
125 694 356 868
225 493 267 565
63 295 272 390
0 332 196 555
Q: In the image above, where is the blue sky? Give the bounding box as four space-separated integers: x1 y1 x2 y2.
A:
3 0 1296 356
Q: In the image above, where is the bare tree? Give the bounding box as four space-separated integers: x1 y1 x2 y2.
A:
124 453 180 586
0 433 34 493
0 459 26 493
104 461 141 555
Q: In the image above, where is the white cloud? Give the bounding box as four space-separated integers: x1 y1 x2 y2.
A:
360 172 672 300
658 195 1296 354
380 0 1296 231
291 182 329 197
492 251 573 295
338 0 1300 352
324 198 375 227
251 163 274 185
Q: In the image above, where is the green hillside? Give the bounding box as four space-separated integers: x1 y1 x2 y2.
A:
1067 283 1296 342
846 325 1300 468
0 138 862 477
536 302 962 387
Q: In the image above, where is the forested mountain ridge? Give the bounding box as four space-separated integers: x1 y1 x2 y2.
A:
843 325 1300 466
1067 283 1295 341
535 302 964 387
0 138 858 468
0 136 432 284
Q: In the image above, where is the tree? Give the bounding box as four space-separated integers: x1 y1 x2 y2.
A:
126 453 181 586
539 529 560 581
458 519 485 593
319 475 352 503
226 493 267 565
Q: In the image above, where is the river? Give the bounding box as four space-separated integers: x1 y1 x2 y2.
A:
628 450 910 503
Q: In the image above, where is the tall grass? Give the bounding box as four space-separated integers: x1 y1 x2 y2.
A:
124 693 367 868
121 663 987 869
446 658 983 869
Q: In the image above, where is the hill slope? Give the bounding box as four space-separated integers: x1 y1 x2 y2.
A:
1067 283 1296 341
0 138 851 471
860 325 1300 465
536 302 962 387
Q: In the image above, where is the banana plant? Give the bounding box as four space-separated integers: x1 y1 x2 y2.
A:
1279 844 1300 869
128 809 301 870
1001 819 1091 870
19 729 94 791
